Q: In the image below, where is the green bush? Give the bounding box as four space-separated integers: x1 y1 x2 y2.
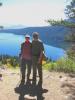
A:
56 58 75 72
0 55 19 68
43 62 57 71
43 45 75 73
8 58 18 67
67 45 75 60
43 58 75 73
2 58 7 64
0 61 2 66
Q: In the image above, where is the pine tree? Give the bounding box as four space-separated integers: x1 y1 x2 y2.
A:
65 0 75 19
0 2 2 6
47 0 75 42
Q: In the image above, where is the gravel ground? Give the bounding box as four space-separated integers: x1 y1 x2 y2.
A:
0 68 68 100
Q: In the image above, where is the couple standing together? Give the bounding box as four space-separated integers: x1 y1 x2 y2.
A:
20 32 44 86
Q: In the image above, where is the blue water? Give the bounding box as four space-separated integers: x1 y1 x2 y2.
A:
0 33 66 61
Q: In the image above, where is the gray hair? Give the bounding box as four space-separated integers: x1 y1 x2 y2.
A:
33 32 39 39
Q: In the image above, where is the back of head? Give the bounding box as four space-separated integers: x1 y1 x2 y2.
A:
33 32 39 39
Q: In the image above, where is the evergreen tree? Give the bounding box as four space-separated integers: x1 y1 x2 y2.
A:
65 0 75 19
47 0 75 42
0 2 2 6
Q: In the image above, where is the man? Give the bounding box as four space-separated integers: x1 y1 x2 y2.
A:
20 34 32 84
32 32 44 85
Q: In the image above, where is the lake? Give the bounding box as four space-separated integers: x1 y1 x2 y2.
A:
0 33 66 61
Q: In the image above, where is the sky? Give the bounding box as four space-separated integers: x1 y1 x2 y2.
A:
0 0 71 27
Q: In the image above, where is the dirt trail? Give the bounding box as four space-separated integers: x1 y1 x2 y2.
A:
0 68 70 100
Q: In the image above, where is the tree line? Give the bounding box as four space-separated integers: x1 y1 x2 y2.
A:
0 55 19 68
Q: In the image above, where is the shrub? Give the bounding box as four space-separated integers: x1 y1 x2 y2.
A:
43 58 75 73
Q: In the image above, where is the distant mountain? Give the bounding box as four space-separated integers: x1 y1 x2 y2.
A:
0 25 71 49
4 25 26 29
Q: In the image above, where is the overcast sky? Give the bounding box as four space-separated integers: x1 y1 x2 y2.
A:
0 0 71 27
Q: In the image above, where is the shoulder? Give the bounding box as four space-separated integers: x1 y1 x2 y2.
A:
21 42 24 46
30 41 32 44
32 39 43 45
38 39 43 44
21 42 24 45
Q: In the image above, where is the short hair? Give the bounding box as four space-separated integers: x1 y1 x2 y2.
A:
33 32 39 39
